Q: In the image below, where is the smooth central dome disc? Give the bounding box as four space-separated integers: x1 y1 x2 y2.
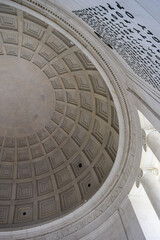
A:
0 56 54 136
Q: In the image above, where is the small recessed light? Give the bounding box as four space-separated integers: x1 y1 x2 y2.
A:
79 163 82 168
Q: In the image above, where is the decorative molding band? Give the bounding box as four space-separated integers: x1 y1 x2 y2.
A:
0 1 142 239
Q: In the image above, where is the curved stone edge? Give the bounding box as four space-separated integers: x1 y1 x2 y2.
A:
0 0 142 239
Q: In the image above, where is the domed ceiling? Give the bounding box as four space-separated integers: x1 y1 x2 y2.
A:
0 4 119 228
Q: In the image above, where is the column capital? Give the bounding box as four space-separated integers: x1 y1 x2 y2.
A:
141 129 147 152
143 167 159 176
136 168 143 188
136 167 159 188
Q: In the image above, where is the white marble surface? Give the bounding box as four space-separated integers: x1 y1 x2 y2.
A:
0 0 159 239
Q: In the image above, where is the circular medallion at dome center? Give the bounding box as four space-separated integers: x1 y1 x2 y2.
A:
0 56 55 137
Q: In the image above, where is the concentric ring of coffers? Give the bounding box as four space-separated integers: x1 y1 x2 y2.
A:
0 4 119 228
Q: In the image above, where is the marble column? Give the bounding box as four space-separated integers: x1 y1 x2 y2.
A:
141 171 160 219
147 130 160 163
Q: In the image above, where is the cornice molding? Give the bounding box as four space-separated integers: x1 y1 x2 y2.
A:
0 1 142 239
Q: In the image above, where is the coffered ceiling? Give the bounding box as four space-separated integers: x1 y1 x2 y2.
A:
0 4 119 228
